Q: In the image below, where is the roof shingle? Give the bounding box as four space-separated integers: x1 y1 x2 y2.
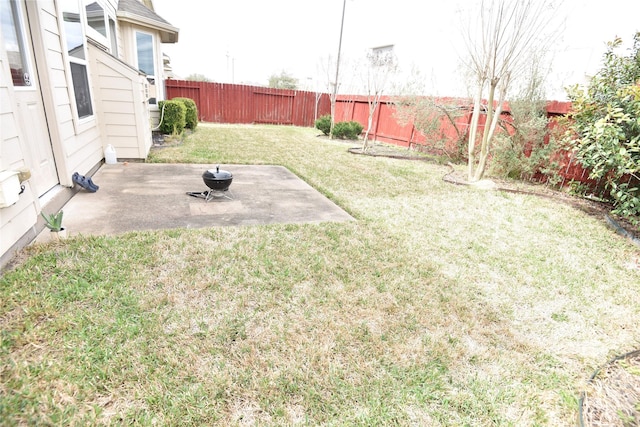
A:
118 0 172 26
117 0 179 43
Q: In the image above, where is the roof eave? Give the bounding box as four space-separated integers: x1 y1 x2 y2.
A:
117 11 180 43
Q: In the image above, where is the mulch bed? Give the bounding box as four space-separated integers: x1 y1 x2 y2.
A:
347 145 439 161
580 350 640 427
152 130 190 148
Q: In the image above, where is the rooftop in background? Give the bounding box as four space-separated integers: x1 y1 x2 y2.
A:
117 0 179 43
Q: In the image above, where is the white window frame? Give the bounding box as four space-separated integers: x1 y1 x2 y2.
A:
2 0 36 92
108 16 118 56
134 29 156 78
83 0 117 55
59 0 96 130
135 29 160 103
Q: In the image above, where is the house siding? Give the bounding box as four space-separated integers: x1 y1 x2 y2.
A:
28 0 103 184
1 0 177 268
105 0 122 60
1 1 103 266
0 53 39 258
89 41 151 159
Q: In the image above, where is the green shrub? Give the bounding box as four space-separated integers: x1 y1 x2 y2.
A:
333 121 363 140
565 34 640 223
315 115 363 139
158 100 186 135
172 97 198 129
350 121 364 137
315 115 331 135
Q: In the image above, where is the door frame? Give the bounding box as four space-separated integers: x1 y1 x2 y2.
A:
22 0 72 191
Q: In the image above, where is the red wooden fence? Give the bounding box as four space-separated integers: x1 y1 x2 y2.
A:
333 95 590 186
165 80 331 127
166 80 590 186
334 95 470 148
334 94 573 148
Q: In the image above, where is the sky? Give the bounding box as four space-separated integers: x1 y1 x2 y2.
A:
153 0 640 101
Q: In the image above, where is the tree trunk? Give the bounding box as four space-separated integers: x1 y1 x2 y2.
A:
362 114 373 151
473 76 508 181
329 93 336 139
467 84 484 181
473 80 497 181
362 98 378 151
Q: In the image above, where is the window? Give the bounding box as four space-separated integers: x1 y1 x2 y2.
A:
70 62 92 118
135 31 155 76
61 0 93 119
108 17 118 55
84 1 117 55
136 30 156 103
0 0 33 87
85 1 106 36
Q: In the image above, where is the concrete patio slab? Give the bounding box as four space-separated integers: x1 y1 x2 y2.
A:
46 163 354 238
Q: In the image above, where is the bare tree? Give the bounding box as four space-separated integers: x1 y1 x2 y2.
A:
361 45 398 151
461 0 559 182
393 68 467 160
394 95 467 160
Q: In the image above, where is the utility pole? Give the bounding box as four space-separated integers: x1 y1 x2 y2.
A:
330 0 346 139
226 51 235 84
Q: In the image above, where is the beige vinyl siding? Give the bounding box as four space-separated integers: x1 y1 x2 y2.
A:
2 0 105 262
0 57 39 257
149 106 160 127
38 2 103 179
104 0 123 60
65 126 102 164
0 95 22 167
118 22 136 72
26 1 103 185
2 0 174 264
89 42 151 159
0 193 38 258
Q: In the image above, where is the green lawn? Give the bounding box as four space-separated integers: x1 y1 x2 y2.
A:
2 123 639 425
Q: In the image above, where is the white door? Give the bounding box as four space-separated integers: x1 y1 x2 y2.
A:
2 0 58 197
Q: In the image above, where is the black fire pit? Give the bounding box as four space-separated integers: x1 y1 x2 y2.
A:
203 165 233 191
187 165 233 201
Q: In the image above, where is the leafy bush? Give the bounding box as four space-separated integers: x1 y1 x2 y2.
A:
565 33 640 223
489 131 563 185
333 121 363 140
158 100 187 135
172 97 198 129
315 115 331 135
315 115 363 139
489 95 565 185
